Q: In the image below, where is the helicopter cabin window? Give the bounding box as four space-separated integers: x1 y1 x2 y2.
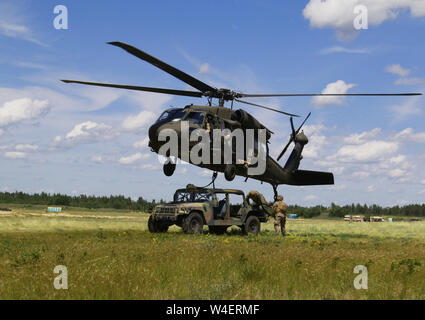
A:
185 112 205 126
157 109 186 123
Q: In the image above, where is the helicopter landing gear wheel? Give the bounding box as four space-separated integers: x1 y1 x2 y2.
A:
163 161 176 177
224 164 236 181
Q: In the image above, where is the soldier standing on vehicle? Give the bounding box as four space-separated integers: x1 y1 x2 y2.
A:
272 195 287 236
246 190 268 207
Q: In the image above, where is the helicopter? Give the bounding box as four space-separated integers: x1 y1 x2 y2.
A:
62 42 422 199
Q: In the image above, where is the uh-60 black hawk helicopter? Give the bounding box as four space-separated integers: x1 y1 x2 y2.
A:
62 42 422 199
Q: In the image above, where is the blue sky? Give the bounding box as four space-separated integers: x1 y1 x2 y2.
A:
0 0 424 206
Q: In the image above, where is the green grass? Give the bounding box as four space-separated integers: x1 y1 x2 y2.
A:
0 208 424 299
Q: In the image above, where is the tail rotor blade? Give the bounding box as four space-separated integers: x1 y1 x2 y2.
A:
276 112 312 162
277 140 293 162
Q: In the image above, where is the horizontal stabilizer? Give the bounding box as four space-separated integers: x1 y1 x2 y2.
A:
289 170 334 186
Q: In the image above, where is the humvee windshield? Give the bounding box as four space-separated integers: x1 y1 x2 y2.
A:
174 190 211 203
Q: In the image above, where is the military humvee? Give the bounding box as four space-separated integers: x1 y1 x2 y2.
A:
148 185 270 235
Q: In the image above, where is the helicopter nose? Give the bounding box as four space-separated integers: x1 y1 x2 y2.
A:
148 124 159 144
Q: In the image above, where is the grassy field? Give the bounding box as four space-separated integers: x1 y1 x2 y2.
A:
0 206 424 299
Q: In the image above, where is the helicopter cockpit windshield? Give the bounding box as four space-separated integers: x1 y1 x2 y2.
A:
185 112 205 126
156 109 186 123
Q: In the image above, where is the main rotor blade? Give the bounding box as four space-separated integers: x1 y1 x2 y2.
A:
108 42 216 94
61 80 204 98
234 99 299 117
239 93 422 98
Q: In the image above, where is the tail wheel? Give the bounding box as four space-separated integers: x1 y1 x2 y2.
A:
184 212 204 234
224 164 236 181
163 161 176 177
242 215 261 235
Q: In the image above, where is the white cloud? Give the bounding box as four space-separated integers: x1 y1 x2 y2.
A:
333 167 345 175
418 189 425 195
352 171 370 179
388 96 423 121
394 128 425 143
0 98 49 127
133 137 150 149
386 64 425 86
395 77 425 85
199 63 211 74
386 64 411 78
4 151 26 159
53 121 116 148
122 111 156 132
303 0 425 41
303 135 327 159
389 155 407 165
119 152 150 165
389 168 406 178
15 144 38 151
421 180 425 185
319 46 370 55
311 80 356 107
304 195 319 201
91 156 104 164
140 163 161 171
330 140 399 162
344 128 381 145
367 185 376 192
0 3 45 46
198 170 211 177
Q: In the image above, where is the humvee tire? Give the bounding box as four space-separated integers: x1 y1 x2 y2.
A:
184 212 204 234
209 226 228 235
242 215 261 235
148 215 169 233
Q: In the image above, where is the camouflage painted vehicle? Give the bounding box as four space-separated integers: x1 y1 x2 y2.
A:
148 185 270 235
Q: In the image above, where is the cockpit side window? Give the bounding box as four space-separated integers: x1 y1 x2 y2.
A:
185 112 205 126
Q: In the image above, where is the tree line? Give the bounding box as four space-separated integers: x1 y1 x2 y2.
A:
289 203 425 218
0 191 163 211
0 191 424 217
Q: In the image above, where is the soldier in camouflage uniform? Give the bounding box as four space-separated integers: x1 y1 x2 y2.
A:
246 190 268 207
272 195 287 236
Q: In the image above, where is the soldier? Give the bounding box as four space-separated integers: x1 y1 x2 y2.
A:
272 195 287 236
246 190 268 207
